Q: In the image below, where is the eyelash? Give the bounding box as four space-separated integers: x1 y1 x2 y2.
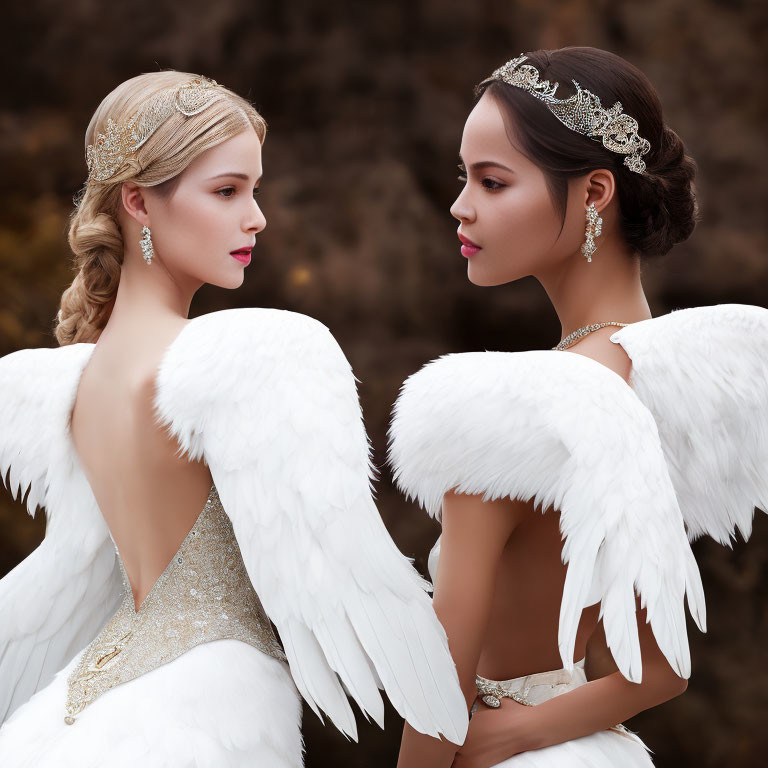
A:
217 187 261 199
457 164 506 192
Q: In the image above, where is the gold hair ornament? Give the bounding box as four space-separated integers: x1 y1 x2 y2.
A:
85 76 224 183
489 55 651 174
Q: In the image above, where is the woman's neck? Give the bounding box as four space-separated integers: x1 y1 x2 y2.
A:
100 244 201 342
534 236 652 342
99 241 201 345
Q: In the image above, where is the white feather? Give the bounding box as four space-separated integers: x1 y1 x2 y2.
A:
152 308 468 743
0 345 122 724
610 303 768 545
388 350 706 684
0 640 303 767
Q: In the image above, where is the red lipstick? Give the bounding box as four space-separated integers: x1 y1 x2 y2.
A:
458 231 481 258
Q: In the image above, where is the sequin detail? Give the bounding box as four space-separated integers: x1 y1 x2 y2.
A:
64 484 286 724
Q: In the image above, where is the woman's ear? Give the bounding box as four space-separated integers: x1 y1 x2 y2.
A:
120 182 150 227
584 169 616 212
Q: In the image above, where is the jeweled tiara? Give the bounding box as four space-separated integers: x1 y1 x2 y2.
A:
85 76 224 183
488 55 651 174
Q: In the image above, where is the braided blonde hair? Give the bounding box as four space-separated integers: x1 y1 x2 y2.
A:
55 71 266 346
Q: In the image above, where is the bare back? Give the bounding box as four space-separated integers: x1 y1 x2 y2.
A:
478 500 602 680
476 328 634 681
69 321 213 612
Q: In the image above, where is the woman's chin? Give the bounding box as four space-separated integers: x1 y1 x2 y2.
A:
222 263 250 289
204 273 246 291
227 274 246 290
467 262 509 287
468 259 529 287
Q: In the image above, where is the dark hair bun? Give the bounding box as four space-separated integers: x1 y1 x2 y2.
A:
476 47 701 259
620 125 699 258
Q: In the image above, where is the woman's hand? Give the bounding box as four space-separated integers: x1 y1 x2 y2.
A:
452 698 539 768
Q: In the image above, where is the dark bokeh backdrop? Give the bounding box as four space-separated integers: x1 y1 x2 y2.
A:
1 1 767 766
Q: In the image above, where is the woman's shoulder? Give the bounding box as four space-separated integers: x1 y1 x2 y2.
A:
394 347 635 412
563 326 633 385
609 303 768 383
388 348 658 519
389 348 646 433
0 342 96 515
0 342 94 389
389 348 644 488
610 303 768 544
152 308 358 461
188 306 328 333
397 301 768 423
174 307 345 365
392 302 768 544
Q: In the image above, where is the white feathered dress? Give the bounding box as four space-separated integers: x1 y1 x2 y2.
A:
0 308 468 767
388 304 768 766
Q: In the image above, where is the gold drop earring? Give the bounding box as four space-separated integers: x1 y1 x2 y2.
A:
580 203 602 263
140 225 154 265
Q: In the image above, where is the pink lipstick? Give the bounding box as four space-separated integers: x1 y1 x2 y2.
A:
458 231 481 258
230 246 253 265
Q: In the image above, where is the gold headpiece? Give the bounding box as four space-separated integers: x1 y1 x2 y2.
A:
85 76 224 183
489 55 651 174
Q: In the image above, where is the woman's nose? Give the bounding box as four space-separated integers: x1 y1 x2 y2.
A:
450 189 474 223
246 201 267 233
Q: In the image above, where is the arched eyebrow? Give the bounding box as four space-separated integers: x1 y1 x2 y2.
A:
207 172 262 182
458 157 514 173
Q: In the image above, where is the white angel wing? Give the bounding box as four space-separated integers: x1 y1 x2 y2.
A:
388 350 707 685
610 303 768 545
152 308 467 743
0 344 122 723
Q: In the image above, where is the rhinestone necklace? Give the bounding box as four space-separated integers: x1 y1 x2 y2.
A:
552 321 629 351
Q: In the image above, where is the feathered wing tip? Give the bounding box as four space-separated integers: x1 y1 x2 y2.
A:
388 350 707 684
611 303 768 546
152 308 468 744
0 346 80 517
0 343 123 723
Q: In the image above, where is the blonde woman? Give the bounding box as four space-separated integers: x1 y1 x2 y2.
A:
0 71 467 766
389 47 767 767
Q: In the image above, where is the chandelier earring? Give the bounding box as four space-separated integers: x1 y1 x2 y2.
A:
140 225 154 265
580 203 602 263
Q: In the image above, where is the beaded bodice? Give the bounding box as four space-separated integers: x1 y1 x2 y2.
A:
64 484 286 724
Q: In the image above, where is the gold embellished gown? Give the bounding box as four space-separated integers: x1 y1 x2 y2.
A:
1 484 300 766
0 308 468 767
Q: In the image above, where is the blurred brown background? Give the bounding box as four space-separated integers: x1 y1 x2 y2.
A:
1 0 767 765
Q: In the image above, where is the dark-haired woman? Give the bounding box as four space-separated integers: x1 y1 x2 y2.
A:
389 47 767 767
